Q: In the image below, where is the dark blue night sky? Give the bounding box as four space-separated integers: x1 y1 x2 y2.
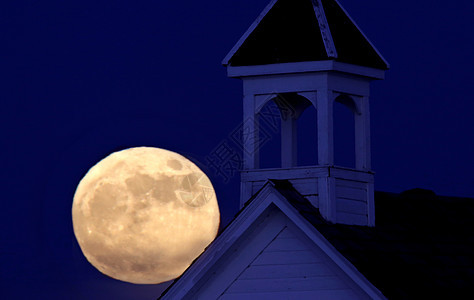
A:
1 0 473 299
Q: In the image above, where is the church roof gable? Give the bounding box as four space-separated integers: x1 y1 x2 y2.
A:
160 181 386 299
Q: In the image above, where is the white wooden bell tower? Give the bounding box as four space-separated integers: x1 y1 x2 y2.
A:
223 0 388 226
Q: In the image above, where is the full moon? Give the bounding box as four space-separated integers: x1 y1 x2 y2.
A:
72 147 220 284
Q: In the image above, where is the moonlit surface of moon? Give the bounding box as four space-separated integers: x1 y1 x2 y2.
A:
72 147 220 284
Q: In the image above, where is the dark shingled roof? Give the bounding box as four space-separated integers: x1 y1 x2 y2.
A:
271 180 474 299
228 0 388 70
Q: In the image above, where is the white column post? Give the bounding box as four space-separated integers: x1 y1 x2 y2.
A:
355 96 371 170
367 182 375 227
243 94 259 169
317 89 334 166
318 175 337 223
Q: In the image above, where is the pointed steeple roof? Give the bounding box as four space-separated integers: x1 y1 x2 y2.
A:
223 0 389 70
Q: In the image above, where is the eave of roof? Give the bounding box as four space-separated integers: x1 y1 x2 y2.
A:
272 181 474 299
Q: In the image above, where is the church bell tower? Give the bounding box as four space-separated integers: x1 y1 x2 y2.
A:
223 0 388 226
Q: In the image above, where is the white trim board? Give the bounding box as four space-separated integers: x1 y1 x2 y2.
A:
227 61 385 79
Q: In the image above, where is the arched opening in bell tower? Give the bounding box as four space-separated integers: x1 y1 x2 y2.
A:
297 104 318 167
257 99 281 169
334 94 358 169
256 93 317 169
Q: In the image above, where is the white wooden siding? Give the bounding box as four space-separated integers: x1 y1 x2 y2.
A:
336 178 367 190
252 250 325 265
336 186 366 200
188 207 289 299
221 224 371 299
240 166 374 226
264 236 309 252
336 199 366 215
219 289 362 300
252 181 266 194
238 263 333 279
226 277 347 293
291 177 318 196
250 175 372 226
335 179 368 224
241 167 325 208
252 178 318 198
